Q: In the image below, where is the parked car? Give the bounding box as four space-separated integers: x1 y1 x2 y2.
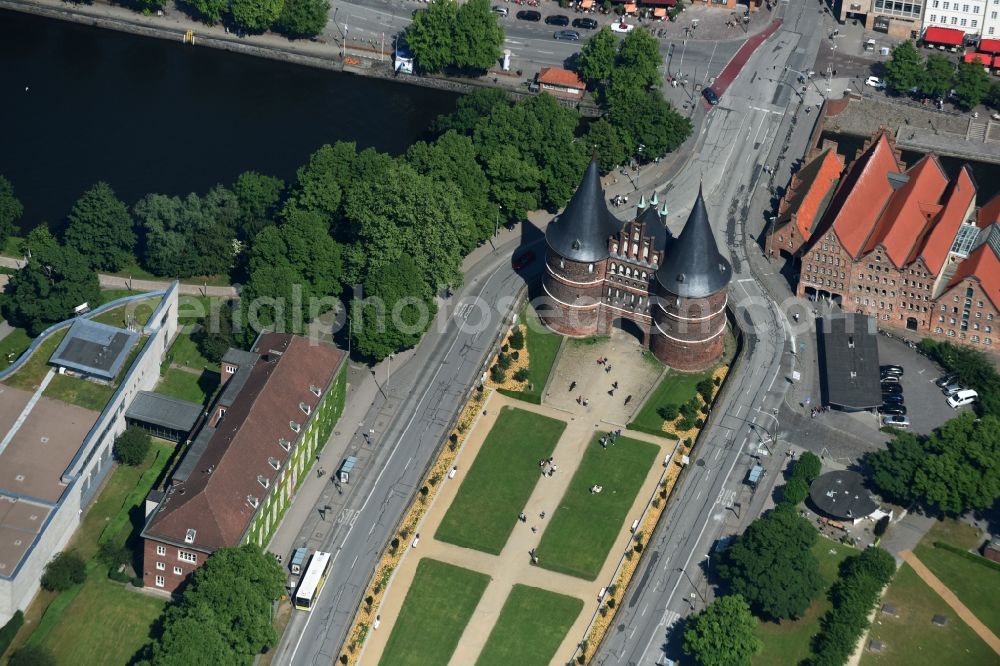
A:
935 373 959 387
942 382 965 396
880 364 904 376
491 5 508 16
881 383 903 395
879 404 907 416
882 414 911 428
545 14 570 25
880 375 900 384
572 17 599 29
882 393 905 405
865 76 886 89
512 250 535 270
947 389 978 408
516 10 542 21
553 29 580 40
611 21 635 33
702 87 719 105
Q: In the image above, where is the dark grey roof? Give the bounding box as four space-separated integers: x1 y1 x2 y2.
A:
173 423 215 484
125 391 201 433
637 204 671 253
218 351 256 408
49 318 140 381
545 158 623 263
817 314 882 410
655 187 731 298
222 348 258 368
810 470 879 520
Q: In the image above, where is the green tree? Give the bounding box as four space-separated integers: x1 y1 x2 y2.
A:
866 431 923 504
406 0 460 73
192 301 239 364
453 0 504 71
113 426 151 466
782 476 810 506
583 118 628 173
921 54 955 99
792 450 822 484
988 81 1000 109
577 26 617 85
953 59 991 109
40 551 86 591
183 0 228 24
682 594 762 666
607 78 691 159
616 28 663 90
0 175 23 249
717 508 823 620
64 181 136 272
884 40 923 92
134 189 236 278
147 600 238 666
275 0 329 37
282 142 357 230
434 88 510 135
234 171 284 239
2 229 101 336
8 645 57 666
230 0 283 31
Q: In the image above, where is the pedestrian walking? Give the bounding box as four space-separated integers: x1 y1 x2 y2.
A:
624 394 632 406
519 512 527 522
608 389 615 396
570 381 577 391
612 381 618 389
605 365 612 374
540 511 546 519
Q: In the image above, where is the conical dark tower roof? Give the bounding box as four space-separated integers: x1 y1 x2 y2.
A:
655 187 731 298
545 158 623 263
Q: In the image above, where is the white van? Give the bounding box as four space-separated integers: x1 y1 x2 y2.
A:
947 389 978 409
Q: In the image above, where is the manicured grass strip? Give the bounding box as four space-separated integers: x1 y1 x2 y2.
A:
155 367 218 406
914 543 1000 636
536 435 658 580
2 329 67 391
754 538 855 666
859 564 996 666
0 326 32 368
500 305 563 404
378 559 490 666
474 584 583 666
628 369 713 436
436 407 566 555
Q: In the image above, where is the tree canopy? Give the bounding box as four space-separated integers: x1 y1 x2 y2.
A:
183 0 228 24
683 594 762 666
282 142 357 232
578 27 617 85
0 175 23 249
275 0 330 38
230 0 284 31
953 59 991 109
64 181 136 272
921 54 954 99
717 508 823 620
406 0 503 73
616 28 663 90
233 170 285 240
884 40 922 92
113 426 152 466
40 551 86 592
583 118 628 173
434 88 510 135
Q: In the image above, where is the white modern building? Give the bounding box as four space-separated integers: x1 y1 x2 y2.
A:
923 0 987 38
983 0 1000 36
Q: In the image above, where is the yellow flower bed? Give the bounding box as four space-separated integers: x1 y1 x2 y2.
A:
661 365 730 438
483 325 531 392
338 387 489 664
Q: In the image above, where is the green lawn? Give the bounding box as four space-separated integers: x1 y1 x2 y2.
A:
535 434 658 580
475 584 583 666
754 538 856 666
860 564 997 666
42 337 147 411
104 261 232 287
499 305 563 404
378 559 490 666
89 295 160 328
913 543 1000 636
628 368 715 436
155 367 218 405
2 329 67 391
165 295 230 374
95 288 143 306
436 407 566 554
0 326 32 368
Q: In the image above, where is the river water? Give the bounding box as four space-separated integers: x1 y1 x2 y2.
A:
0 10 458 230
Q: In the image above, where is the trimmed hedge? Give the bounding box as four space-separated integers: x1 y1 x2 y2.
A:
934 541 1000 574
625 422 680 439
0 610 24 658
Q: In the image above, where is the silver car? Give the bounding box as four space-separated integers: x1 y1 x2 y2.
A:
882 414 911 428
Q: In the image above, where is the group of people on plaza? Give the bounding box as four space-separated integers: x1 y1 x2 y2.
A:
539 457 558 477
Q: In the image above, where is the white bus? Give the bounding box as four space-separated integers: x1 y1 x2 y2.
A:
294 551 332 611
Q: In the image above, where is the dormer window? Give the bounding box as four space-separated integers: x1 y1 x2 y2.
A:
300 402 311 416
247 495 259 509
184 529 196 544
258 475 270 489
289 421 301 433
588 263 594 273
310 384 321 397
279 438 290 451
268 457 280 470
224 364 237 374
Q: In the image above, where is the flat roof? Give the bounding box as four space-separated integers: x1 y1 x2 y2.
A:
810 470 879 520
125 391 201 434
817 314 882 410
49 318 139 381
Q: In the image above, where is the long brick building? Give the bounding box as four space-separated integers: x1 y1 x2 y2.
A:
540 159 731 371
767 130 1000 349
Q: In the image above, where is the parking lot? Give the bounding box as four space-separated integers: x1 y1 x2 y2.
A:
875 336 967 435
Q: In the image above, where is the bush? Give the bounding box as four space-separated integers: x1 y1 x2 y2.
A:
695 418 705 428
510 350 519 361
490 365 506 383
509 328 525 349
696 378 715 402
791 451 822 484
113 426 151 466
513 367 530 382
98 540 131 569
497 352 513 370
676 417 695 431
41 551 86 591
782 477 810 506
108 569 131 583
658 404 679 420
0 610 24 658
9 645 57 666
714 375 721 386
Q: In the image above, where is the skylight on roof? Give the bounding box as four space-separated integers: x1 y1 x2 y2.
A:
951 223 980 257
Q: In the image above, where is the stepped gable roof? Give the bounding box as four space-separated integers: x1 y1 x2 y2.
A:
655 186 730 298
979 192 1000 228
777 149 844 240
545 158 623 263
947 243 1000 309
636 202 671 252
826 133 902 258
913 165 976 273
863 156 949 267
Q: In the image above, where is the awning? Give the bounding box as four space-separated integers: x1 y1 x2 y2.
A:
654 7 667 15
995 55 1000 68
979 38 1000 54
580 0 593 7
963 52 990 65
923 26 964 46
641 0 677 5
624 2 637 12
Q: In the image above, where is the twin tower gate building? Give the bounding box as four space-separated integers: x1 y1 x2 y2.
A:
540 160 732 372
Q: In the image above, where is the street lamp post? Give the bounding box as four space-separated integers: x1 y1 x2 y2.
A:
388 353 394 389
676 567 707 605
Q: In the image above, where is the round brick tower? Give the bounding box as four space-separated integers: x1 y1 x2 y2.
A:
541 158 622 337
651 187 732 371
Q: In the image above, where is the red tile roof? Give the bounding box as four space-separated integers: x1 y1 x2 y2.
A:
978 38 1000 54
864 156 949 267
947 244 1000 310
963 52 991 65
827 133 902 258
538 67 586 90
980 193 1000 227
914 165 976 274
145 334 344 550
790 149 844 240
924 26 964 46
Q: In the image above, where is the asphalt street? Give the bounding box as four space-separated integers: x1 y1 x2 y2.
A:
593 0 827 663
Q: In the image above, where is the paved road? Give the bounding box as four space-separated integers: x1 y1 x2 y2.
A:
593 0 827 663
